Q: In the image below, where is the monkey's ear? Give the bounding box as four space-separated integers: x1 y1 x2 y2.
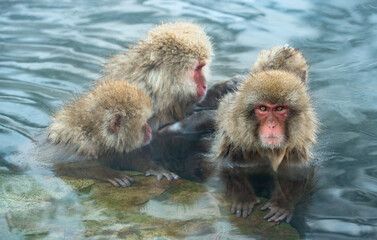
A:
109 113 123 133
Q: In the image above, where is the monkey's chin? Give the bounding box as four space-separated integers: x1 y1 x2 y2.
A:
196 92 206 103
142 134 152 146
260 135 285 149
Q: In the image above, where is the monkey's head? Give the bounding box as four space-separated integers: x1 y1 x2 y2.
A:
94 81 153 153
239 71 315 149
49 81 153 157
102 22 213 127
218 48 317 152
144 22 212 102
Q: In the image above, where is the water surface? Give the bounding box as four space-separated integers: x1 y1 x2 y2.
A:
1 0 377 239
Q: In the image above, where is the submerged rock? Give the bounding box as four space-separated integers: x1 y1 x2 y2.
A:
0 170 299 239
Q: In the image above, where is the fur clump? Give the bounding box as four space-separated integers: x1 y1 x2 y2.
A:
212 46 317 165
48 81 152 157
252 45 309 83
100 22 213 128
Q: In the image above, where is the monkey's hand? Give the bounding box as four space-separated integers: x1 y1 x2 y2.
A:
100 168 135 188
196 76 243 110
261 199 294 223
106 174 135 188
54 162 135 188
145 168 180 181
231 196 260 218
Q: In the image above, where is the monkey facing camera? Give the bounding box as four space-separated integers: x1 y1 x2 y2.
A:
211 46 318 222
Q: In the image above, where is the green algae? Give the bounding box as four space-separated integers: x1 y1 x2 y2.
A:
0 170 299 239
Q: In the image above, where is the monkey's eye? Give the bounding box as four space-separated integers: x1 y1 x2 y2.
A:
276 106 284 111
259 105 267 111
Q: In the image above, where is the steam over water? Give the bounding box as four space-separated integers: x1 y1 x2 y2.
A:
1 0 376 239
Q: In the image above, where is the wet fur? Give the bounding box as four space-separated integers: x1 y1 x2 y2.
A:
99 22 213 129
211 46 318 221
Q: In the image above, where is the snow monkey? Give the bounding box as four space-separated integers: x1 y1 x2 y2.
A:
45 81 169 187
100 22 212 130
211 46 318 222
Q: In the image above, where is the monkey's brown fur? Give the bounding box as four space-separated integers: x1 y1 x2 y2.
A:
213 46 317 166
48 81 153 158
211 46 318 221
99 22 213 129
252 45 309 83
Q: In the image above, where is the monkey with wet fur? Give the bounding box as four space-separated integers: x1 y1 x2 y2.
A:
211 46 318 222
95 22 214 180
42 81 169 187
99 22 212 130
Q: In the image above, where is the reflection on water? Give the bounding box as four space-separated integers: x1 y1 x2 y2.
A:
1 0 377 239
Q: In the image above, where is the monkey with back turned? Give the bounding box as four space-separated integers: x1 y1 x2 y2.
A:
100 22 213 131
40 80 172 187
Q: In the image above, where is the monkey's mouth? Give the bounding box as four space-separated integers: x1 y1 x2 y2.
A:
260 135 284 146
142 124 152 145
196 84 207 101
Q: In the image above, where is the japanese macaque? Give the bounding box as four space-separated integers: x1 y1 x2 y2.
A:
99 22 213 130
211 46 318 222
43 81 173 187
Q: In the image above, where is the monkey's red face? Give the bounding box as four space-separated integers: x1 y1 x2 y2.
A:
255 103 289 147
193 62 207 101
142 123 152 145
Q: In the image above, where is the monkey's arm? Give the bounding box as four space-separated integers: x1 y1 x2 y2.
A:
222 165 260 218
157 110 216 138
219 147 261 218
53 161 135 188
261 155 315 223
157 75 243 139
195 76 243 110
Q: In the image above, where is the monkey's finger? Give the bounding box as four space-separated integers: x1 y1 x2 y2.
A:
157 174 163 181
145 170 161 179
286 214 293 223
268 210 283 222
145 170 159 177
162 173 173 181
236 205 243 218
247 202 257 215
242 205 249 218
261 203 271 211
125 175 134 182
264 209 277 220
274 212 289 222
231 203 236 214
114 178 129 188
121 177 132 187
107 179 121 188
163 172 180 181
